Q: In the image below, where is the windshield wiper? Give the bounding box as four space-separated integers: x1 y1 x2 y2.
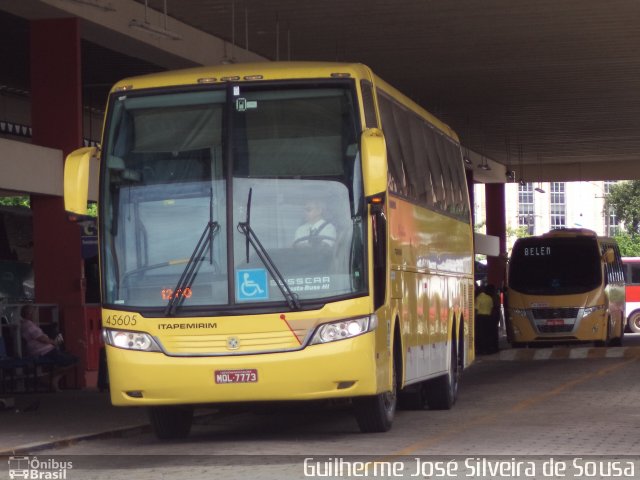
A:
165 188 219 316
237 188 300 311
164 220 220 316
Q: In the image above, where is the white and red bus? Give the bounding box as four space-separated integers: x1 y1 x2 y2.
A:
622 257 640 333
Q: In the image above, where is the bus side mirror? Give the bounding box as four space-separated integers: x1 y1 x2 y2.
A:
602 248 615 264
64 147 97 215
361 128 388 198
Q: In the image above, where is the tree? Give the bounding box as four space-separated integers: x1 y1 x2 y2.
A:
606 180 640 234
614 232 640 257
0 196 30 208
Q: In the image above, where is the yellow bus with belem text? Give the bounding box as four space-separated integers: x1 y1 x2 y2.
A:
506 228 625 347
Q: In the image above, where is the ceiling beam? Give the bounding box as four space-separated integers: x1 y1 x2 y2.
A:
0 0 266 69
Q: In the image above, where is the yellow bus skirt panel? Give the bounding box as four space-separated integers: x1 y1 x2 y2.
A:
107 332 379 406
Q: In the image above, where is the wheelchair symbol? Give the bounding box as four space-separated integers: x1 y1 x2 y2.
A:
240 273 264 297
236 269 268 301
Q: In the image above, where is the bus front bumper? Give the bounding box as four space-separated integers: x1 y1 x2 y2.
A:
107 333 380 406
508 313 607 343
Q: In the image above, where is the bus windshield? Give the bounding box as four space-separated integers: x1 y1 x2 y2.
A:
100 83 366 313
508 236 602 295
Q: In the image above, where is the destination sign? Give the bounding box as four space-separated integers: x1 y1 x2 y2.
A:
524 246 551 256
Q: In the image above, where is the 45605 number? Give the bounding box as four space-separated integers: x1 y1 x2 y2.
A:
104 314 138 327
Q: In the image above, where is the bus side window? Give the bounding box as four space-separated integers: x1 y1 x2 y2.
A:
360 80 378 129
408 116 434 208
434 133 455 214
377 94 406 196
423 125 446 211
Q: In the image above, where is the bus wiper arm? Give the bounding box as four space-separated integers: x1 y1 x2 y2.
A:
237 189 300 311
164 220 220 316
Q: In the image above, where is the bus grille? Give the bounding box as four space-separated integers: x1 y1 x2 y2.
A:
160 329 307 355
531 308 579 319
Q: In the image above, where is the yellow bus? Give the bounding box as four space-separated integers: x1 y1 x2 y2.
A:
64 62 475 439
506 228 625 347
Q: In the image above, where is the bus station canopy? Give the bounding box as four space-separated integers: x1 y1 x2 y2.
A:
1 0 640 182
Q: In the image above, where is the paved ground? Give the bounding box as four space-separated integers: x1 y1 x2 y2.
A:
0 390 148 455
1 339 639 480
2 343 640 456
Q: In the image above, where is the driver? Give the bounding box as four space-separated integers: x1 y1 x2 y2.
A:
293 200 336 248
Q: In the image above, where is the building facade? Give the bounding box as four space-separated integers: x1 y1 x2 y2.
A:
474 181 620 252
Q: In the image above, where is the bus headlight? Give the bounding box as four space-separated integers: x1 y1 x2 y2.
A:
103 329 162 352
582 305 605 317
310 315 378 345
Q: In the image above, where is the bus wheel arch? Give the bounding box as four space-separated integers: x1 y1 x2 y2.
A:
425 328 459 410
353 317 400 432
457 314 465 372
594 316 611 347
610 313 624 346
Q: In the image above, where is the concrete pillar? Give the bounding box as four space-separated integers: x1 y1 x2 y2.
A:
30 18 87 386
485 183 507 289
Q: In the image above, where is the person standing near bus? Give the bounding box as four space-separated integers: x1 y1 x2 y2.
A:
475 285 495 354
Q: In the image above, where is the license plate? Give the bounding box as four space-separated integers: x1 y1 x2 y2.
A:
545 319 565 326
215 369 258 384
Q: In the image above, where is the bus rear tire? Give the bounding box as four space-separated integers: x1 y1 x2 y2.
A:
147 405 194 440
353 358 397 433
426 340 459 410
629 312 640 334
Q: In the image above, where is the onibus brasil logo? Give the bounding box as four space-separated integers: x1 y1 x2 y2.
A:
8 456 73 479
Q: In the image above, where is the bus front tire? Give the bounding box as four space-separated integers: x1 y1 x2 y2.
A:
353 359 397 433
147 405 194 440
426 341 459 410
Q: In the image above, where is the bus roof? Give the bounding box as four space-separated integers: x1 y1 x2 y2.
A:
111 61 375 93
540 228 597 238
111 61 458 142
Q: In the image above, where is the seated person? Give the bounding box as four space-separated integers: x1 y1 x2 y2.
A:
20 305 77 367
293 200 337 248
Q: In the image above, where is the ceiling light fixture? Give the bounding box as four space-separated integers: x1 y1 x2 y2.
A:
462 145 472 167
535 153 546 193
516 144 526 186
505 137 515 182
62 0 115 12
478 156 491 171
